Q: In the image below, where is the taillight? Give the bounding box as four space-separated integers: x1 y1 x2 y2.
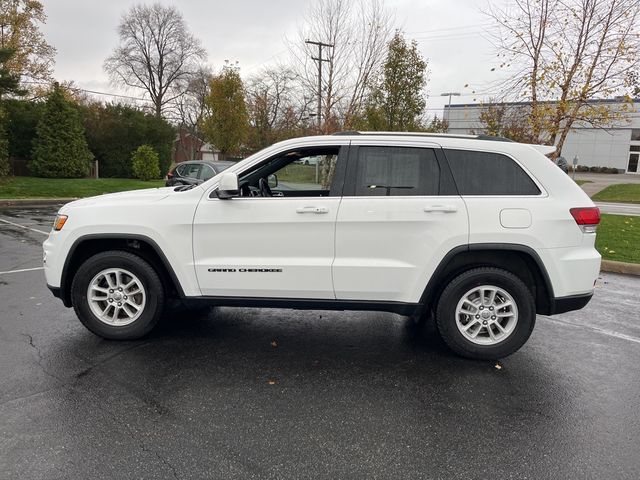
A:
166 171 174 180
570 207 600 233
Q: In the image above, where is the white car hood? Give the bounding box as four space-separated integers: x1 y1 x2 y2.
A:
62 187 175 210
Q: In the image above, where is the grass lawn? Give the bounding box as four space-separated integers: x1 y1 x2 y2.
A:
278 163 318 184
575 180 592 186
596 214 640 264
592 184 640 204
0 176 165 199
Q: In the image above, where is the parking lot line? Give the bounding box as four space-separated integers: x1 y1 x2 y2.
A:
0 218 50 235
541 315 640 345
0 266 45 275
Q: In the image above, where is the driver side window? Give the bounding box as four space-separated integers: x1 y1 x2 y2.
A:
238 146 343 198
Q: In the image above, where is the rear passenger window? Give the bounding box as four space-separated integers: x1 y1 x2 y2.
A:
444 149 540 195
354 146 439 196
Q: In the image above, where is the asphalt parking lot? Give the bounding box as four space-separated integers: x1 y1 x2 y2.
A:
1 205 640 480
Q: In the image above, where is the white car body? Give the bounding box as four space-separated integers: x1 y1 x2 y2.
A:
43 132 601 357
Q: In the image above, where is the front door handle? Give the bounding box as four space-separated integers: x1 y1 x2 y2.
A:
424 205 457 213
296 206 329 214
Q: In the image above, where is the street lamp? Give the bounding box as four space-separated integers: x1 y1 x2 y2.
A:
441 92 461 123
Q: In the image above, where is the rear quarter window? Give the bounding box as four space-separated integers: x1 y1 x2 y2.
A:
444 149 540 196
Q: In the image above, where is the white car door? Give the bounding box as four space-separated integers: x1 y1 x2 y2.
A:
332 140 469 304
192 145 348 299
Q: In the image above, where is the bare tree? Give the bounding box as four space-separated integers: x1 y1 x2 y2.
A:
172 65 212 159
486 0 640 154
290 0 394 132
104 3 206 118
246 66 312 150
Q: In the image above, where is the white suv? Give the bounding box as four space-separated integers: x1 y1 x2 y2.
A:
43 132 601 359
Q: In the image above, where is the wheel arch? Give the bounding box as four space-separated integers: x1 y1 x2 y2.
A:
59 234 184 307
419 243 555 317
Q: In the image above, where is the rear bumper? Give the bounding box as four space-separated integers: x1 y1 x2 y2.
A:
549 292 593 315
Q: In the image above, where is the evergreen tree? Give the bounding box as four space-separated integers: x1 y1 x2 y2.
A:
364 31 427 131
30 83 93 178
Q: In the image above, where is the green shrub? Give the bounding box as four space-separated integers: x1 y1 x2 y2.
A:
4 99 44 159
0 138 9 177
131 145 160 181
0 129 11 177
82 103 174 178
0 111 9 177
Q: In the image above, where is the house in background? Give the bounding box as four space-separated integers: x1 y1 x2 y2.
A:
173 131 220 164
445 98 640 174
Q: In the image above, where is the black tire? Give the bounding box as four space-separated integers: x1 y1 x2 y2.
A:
71 250 165 340
435 267 536 360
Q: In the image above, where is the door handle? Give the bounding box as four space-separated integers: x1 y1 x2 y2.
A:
296 206 329 214
424 205 457 213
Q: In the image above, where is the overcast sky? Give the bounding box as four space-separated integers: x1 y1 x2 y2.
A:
41 0 504 116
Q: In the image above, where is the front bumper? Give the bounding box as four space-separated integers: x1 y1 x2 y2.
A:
47 283 71 307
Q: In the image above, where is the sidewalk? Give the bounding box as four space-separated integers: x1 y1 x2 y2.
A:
575 172 640 196
595 202 640 216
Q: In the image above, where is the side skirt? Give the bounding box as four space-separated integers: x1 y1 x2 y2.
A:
182 296 420 316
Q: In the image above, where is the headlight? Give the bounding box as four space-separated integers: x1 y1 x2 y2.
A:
53 214 68 231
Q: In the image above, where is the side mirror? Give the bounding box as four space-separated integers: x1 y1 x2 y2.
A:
215 172 239 199
268 173 278 188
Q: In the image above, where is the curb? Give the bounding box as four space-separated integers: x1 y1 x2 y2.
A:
0 198 77 207
600 260 640 276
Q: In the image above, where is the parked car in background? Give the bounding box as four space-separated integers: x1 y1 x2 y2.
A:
165 160 235 186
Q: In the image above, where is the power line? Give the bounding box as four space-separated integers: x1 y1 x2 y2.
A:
406 23 494 35
75 88 152 103
412 29 498 42
22 80 152 102
243 49 289 74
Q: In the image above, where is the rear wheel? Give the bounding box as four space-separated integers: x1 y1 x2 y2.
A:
435 267 535 359
71 251 165 340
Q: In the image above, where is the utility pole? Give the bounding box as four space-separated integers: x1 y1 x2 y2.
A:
305 40 333 133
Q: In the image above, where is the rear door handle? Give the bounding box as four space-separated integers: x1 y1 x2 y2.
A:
424 205 457 213
296 206 329 214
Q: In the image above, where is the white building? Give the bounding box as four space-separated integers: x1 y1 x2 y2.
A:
445 99 640 174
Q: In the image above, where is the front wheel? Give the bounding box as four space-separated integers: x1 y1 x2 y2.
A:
71 251 165 340
435 267 536 359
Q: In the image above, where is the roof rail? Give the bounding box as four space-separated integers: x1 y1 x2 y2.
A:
330 131 515 142
475 134 514 142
